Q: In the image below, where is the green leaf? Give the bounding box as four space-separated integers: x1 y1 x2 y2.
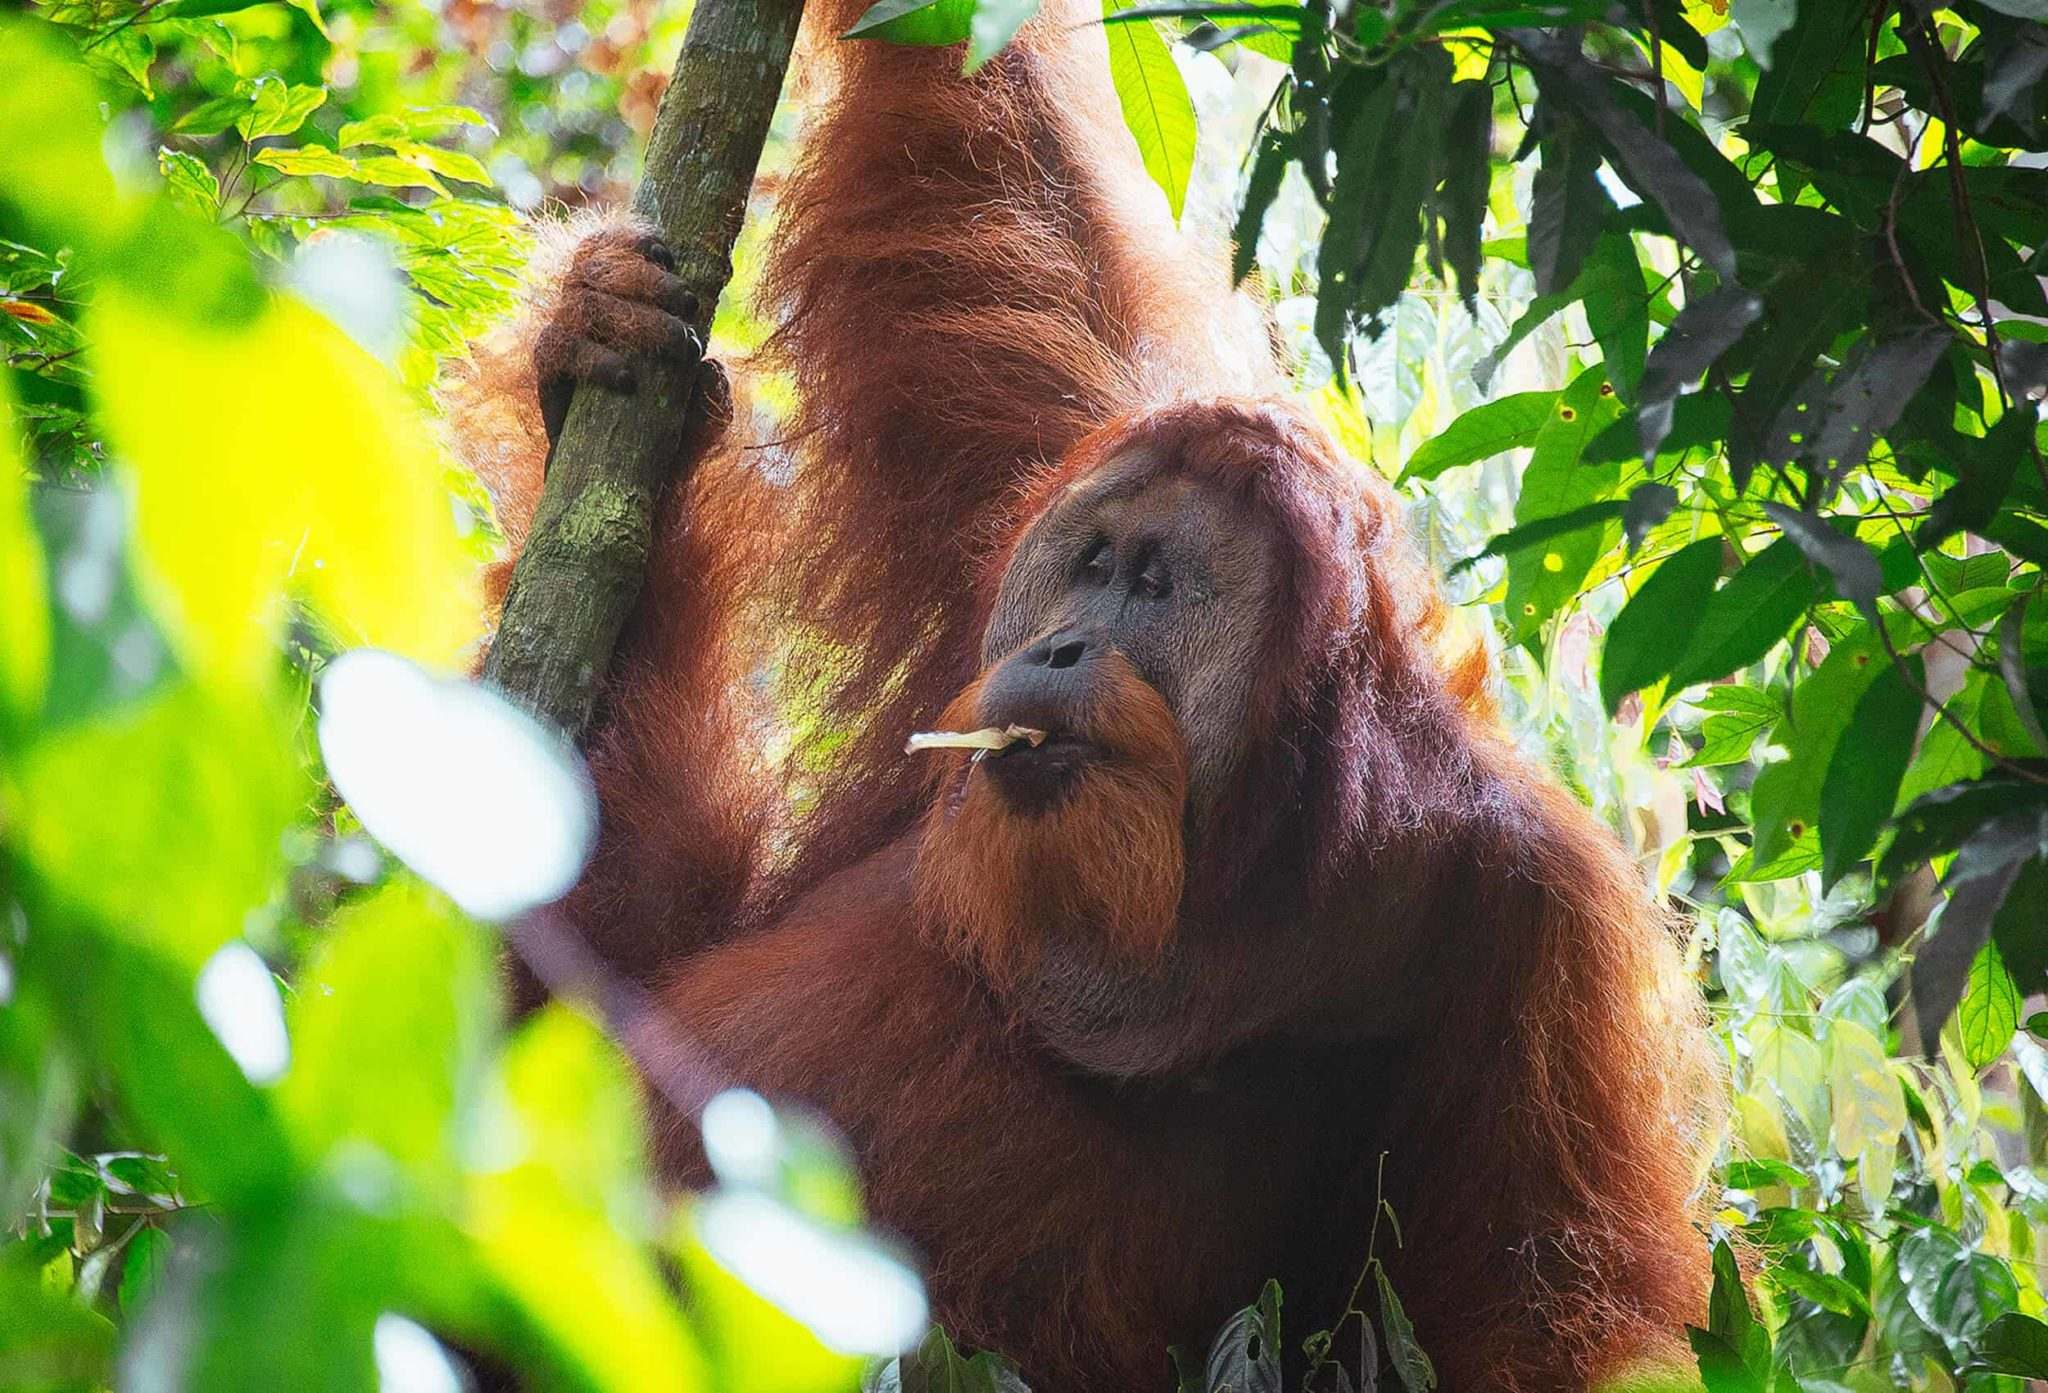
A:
1684 685 1780 767
843 0 976 43
1527 99 1608 295
120 1226 171 1314
157 147 221 214
1600 536 1723 714
335 106 491 146
277 879 494 1182
0 1261 116 1389
235 78 326 140
1818 655 1924 889
1686 1328 1760 1393
1503 369 1626 646
968 0 1041 67
1970 1312 2048 1378
1749 0 1867 128
173 93 254 136
1579 230 1647 404
282 0 329 37
1958 940 2022 1071
15 682 305 966
1103 3 1196 220
0 378 48 738
1895 1225 2019 1365
251 145 356 178
1664 538 1820 692
350 154 448 195
1376 1267 1436 1393
1202 1278 1282 1393
1231 128 1292 285
86 25 155 98
1397 391 1556 483
1706 1238 1763 1367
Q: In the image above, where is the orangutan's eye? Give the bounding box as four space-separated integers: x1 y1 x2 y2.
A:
1078 538 1112 585
1136 561 1171 600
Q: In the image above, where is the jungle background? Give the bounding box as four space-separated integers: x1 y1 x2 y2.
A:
6 0 2048 1388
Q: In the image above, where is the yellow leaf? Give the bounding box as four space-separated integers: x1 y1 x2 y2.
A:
1829 1019 1907 1157
466 1007 711 1389
0 381 48 729
89 289 480 685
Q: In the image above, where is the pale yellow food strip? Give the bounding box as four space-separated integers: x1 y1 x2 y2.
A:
903 724 1047 755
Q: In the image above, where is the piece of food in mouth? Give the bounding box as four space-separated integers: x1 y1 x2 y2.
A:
903 724 1049 756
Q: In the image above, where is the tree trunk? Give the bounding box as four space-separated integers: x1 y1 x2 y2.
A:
481 0 805 738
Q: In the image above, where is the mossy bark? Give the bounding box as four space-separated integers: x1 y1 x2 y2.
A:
482 0 804 738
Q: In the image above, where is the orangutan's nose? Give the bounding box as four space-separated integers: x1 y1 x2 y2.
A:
1037 632 1090 670
981 627 1104 729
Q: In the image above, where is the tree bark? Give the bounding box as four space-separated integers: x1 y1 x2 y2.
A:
481 0 805 738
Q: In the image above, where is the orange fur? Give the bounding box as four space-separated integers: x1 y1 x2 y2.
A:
913 657 1189 987
451 1 1719 1385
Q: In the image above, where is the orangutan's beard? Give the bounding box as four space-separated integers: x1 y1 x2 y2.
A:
911 656 1190 996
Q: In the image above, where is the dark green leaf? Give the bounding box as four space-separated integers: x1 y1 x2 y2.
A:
1527 99 1608 295
1232 129 1293 286
1749 0 1867 128
1601 536 1723 714
1665 538 1821 691
1910 810 2048 1050
1436 80 1491 309
1583 393 1729 466
1919 407 2033 551
1375 1268 1435 1393
1453 499 1628 574
1637 286 1762 462
1687 1328 1762 1393
1969 1312 2048 1378
1510 29 1736 279
1763 503 1884 617
1203 1279 1282 1393
1819 656 1924 889
1621 481 1676 550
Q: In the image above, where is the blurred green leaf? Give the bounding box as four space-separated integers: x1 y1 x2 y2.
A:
278 879 494 1187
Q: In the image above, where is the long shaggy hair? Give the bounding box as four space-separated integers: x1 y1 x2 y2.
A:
443 0 1721 1384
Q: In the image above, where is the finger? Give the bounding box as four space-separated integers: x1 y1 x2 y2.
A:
629 231 677 272
546 335 635 397
584 290 699 361
578 248 698 320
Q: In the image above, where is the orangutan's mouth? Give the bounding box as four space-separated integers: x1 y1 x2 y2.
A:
982 731 1096 762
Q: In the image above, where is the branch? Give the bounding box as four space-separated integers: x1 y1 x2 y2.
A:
481 0 805 738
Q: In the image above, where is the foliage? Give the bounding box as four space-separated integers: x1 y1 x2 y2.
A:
11 0 2048 1388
